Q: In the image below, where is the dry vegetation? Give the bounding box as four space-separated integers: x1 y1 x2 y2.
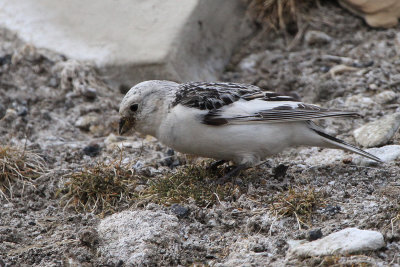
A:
60 161 254 212
246 0 319 30
144 164 237 207
0 145 46 199
270 187 326 228
59 161 144 216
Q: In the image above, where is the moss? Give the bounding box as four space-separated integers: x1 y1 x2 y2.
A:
143 163 240 207
59 159 253 214
59 161 146 216
270 187 325 227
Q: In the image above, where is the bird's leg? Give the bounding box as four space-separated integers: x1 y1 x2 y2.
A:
208 160 226 171
215 164 248 185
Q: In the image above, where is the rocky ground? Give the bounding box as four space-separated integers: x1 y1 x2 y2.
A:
1 2 400 266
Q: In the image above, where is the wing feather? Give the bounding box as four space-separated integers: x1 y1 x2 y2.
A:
202 100 359 125
173 82 358 126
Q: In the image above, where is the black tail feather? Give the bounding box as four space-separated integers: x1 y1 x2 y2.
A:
310 127 383 163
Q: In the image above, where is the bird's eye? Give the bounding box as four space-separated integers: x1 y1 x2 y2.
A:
130 104 138 112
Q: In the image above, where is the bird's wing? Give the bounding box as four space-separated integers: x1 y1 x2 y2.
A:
203 99 359 125
174 82 359 126
174 82 264 110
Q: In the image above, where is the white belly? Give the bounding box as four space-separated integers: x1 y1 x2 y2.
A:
156 107 319 165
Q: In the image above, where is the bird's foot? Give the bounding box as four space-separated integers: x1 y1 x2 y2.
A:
208 160 226 172
215 164 247 185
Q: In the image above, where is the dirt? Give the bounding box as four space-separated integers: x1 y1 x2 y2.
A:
1 2 400 266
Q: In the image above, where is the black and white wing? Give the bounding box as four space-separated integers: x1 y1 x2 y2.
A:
174 82 359 126
173 82 262 110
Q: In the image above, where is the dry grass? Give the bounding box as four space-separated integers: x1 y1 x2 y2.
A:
0 145 46 199
59 160 249 214
143 164 240 208
270 187 325 228
59 161 145 216
246 0 318 31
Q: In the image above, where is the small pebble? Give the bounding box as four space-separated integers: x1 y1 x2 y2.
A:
0 54 12 65
369 83 378 90
170 204 190 219
82 144 101 157
75 115 97 131
305 30 332 45
17 107 28 117
133 161 144 171
307 229 323 241
318 205 341 216
83 87 97 100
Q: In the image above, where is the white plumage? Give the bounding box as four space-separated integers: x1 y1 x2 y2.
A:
119 80 381 177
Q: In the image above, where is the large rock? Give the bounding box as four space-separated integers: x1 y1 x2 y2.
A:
289 228 385 257
97 210 181 266
353 145 400 165
339 0 400 28
0 0 251 88
353 113 400 147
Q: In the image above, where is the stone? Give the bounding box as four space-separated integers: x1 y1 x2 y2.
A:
339 0 400 28
82 88 97 100
353 112 400 147
170 204 190 219
82 144 101 157
2 109 17 122
97 210 181 266
353 145 400 165
104 133 126 145
368 83 378 90
0 0 251 88
305 30 332 45
289 228 385 257
374 90 398 104
75 115 98 131
307 229 323 241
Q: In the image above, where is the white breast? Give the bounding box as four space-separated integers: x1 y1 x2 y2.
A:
156 105 319 165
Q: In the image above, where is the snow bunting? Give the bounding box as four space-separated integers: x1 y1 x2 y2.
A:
119 80 382 178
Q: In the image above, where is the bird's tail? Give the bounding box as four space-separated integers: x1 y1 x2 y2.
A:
307 122 383 163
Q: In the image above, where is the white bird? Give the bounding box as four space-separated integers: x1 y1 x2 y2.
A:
119 80 382 180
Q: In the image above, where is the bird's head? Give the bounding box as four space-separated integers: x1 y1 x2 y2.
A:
118 80 178 136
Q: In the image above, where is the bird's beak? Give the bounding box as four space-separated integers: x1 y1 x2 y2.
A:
119 117 135 135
